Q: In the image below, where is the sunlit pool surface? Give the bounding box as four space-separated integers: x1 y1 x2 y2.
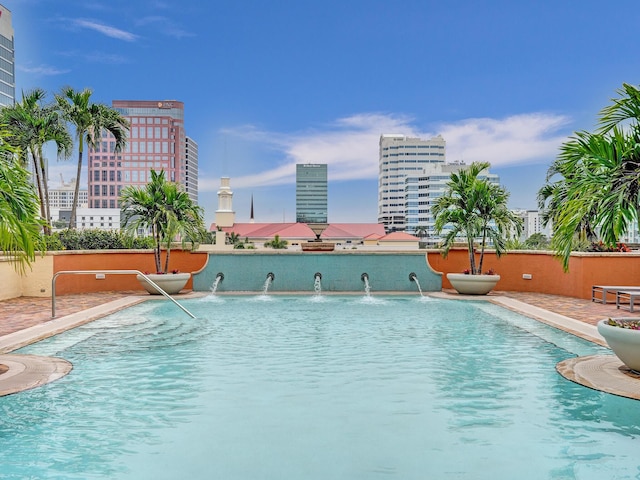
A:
1 295 639 479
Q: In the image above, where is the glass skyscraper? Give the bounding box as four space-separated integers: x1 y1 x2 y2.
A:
0 5 15 106
296 163 328 223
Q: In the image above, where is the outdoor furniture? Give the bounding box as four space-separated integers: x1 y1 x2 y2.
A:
592 285 640 304
616 290 640 312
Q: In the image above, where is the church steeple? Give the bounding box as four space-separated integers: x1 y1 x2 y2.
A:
250 194 255 223
215 177 235 227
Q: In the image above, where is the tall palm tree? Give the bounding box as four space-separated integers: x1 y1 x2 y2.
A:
538 83 640 270
121 170 205 273
432 161 523 274
0 133 45 272
0 89 72 234
55 87 129 229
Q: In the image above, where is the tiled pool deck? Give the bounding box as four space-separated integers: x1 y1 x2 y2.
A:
0 289 639 398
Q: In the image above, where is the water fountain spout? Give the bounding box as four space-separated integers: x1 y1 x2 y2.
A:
313 272 322 296
263 272 275 294
409 272 423 296
211 272 224 294
361 273 371 297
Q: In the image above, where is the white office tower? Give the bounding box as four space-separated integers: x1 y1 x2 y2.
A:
378 134 446 232
407 162 499 244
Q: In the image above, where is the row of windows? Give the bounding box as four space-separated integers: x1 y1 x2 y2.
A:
130 126 170 139
0 80 13 96
0 56 12 73
125 141 172 154
115 107 183 121
90 200 120 209
384 145 444 150
0 35 13 50
0 68 13 84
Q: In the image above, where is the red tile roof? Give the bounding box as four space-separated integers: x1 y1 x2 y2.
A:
380 231 421 241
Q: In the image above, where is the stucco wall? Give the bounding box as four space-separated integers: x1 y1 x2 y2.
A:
52 250 209 295
426 248 640 300
0 255 53 300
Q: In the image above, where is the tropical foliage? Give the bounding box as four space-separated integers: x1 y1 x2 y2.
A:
120 169 206 273
0 89 72 234
45 228 155 251
538 83 640 270
0 136 45 272
264 234 288 249
56 87 129 229
432 161 523 274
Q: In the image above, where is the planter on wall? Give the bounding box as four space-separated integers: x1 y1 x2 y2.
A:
137 272 191 295
597 319 640 372
446 273 500 295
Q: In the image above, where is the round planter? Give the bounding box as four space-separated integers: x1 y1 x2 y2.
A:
446 273 501 295
597 319 640 372
137 272 191 295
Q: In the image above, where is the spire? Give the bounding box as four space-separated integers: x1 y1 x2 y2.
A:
250 194 255 223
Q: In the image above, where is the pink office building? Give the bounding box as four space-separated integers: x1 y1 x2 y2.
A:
87 100 198 209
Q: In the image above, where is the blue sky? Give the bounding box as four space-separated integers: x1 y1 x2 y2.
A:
10 0 640 225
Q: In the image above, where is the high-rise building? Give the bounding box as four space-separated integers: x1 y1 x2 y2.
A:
378 134 446 232
0 5 14 107
88 100 197 208
184 136 198 204
408 161 499 243
296 163 327 223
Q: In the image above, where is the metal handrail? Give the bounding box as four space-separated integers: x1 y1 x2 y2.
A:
51 270 196 319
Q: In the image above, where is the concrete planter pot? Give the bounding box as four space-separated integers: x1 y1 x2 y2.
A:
446 273 500 295
137 272 191 295
597 319 640 372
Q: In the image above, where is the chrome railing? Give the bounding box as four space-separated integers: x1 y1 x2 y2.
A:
51 270 196 319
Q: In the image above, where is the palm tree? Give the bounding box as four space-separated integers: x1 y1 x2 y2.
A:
538 83 640 270
264 234 288 249
120 170 205 273
0 89 72 234
55 87 128 229
432 161 522 274
0 133 45 272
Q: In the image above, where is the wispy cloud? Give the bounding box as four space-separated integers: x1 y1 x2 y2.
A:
17 64 70 76
136 16 195 39
57 50 129 65
73 18 138 41
200 112 570 192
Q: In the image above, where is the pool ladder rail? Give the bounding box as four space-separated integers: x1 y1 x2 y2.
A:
51 270 196 319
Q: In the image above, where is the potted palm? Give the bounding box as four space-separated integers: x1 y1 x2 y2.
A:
121 169 205 294
432 161 523 295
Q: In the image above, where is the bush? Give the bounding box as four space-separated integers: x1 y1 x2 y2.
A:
44 229 155 251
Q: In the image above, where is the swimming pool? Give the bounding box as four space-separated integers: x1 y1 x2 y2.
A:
1 295 638 479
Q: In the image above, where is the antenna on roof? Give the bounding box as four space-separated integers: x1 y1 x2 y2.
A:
250 194 255 223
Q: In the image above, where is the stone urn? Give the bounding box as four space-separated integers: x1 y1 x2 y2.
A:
137 272 191 295
446 273 500 295
597 319 640 372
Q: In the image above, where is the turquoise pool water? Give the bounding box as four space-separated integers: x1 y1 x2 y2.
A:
1 295 639 479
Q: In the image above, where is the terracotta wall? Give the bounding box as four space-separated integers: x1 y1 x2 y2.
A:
52 250 208 295
426 248 640 300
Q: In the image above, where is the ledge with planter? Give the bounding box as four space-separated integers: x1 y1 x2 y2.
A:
597 318 640 373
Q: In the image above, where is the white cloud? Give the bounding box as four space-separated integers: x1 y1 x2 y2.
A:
136 16 194 39
200 112 570 192
17 64 70 76
73 19 138 41
438 113 571 166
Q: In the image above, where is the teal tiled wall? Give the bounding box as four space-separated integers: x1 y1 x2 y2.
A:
193 252 442 293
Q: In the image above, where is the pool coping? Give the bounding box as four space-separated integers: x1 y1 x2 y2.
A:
0 291 632 398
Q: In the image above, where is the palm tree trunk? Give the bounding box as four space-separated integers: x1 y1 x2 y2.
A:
154 227 162 273
30 152 47 230
37 146 52 235
69 139 84 230
163 243 171 274
467 237 477 274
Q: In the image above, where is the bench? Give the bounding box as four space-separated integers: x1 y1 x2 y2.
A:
616 290 640 312
592 285 640 304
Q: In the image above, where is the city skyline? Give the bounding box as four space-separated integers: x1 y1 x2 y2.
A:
11 1 640 226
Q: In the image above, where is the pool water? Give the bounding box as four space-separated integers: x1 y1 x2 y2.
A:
1 295 639 479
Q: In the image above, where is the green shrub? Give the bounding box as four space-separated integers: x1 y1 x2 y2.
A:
44 229 155 251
